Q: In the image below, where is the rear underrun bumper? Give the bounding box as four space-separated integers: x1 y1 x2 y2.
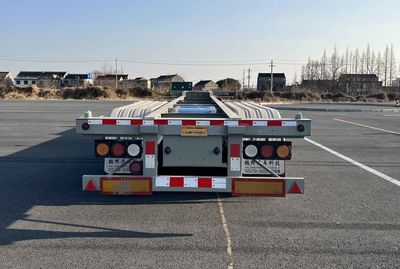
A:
82 175 304 196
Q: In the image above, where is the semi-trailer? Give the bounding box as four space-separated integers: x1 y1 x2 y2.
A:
76 91 311 196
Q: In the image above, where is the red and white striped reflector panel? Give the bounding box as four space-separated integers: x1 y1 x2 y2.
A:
155 176 226 189
144 141 156 169
87 119 298 127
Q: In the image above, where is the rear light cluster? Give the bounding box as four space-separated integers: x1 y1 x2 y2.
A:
95 140 143 158
242 141 292 160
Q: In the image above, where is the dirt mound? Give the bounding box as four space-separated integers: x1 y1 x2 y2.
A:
387 92 400 101
320 92 356 102
116 87 152 98
367 92 387 100
62 86 117 99
276 91 321 101
0 85 45 99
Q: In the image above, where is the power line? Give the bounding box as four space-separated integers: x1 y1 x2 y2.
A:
1 56 398 66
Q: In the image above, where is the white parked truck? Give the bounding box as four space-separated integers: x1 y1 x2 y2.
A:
76 91 311 196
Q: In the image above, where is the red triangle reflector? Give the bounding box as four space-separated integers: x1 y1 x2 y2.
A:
84 180 97 191
289 182 303 194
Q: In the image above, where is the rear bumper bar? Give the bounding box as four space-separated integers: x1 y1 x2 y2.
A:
82 175 304 196
76 117 311 138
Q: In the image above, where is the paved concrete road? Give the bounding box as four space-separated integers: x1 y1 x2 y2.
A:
0 100 399 268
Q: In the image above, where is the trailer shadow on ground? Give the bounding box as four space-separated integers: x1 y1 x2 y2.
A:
0 128 234 245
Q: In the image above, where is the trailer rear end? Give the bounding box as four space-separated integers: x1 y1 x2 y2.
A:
76 91 311 196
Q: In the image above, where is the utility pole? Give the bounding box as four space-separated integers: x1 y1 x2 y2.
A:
247 68 251 91
115 58 118 90
269 60 275 94
242 68 246 91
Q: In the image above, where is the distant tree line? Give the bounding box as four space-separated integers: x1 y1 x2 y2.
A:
301 44 398 86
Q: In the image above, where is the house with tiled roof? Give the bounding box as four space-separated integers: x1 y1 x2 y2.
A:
0 72 13 87
63 74 93 88
194 80 218 92
14 71 43 87
94 74 129 88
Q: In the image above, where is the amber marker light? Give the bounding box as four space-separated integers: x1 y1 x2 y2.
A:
276 145 291 159
96 142 110 157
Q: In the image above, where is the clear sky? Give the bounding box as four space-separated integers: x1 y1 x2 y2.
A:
1 0 399 85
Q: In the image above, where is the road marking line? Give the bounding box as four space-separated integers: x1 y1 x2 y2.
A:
217 195 234 269
384 114 400 117
334 118 400 135
305 137 400 187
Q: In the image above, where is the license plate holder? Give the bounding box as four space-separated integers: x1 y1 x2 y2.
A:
242 159 285 176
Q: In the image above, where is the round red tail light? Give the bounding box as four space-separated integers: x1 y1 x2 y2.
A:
111 142 126 157
260 144 274 158
129 162 142 174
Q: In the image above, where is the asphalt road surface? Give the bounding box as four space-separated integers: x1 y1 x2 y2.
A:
0 100 399 268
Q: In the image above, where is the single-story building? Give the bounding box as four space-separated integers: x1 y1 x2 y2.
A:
94 74 129 88
392 78 400 87
63 74 93 88
257 73 286 91
14 71 43 87
38 71 67 88
119 77 151 90
338 74 382 92
194 80 219 92
170 82 192 96
150 74 185 94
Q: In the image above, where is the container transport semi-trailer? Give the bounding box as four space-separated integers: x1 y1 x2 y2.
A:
76 91 311 196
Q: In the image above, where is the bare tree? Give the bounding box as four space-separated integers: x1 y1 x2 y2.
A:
383 45 389 86
100 62 114 75
365 44 371 74
349 50 354 73
320 49 328 79
330 45 340 80
375 52 382 80
370 51 376 75
389 43 396 86
345 46 349 74
354 49 359 74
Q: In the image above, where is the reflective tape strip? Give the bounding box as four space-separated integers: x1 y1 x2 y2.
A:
103 119 117 125
155 177 169 187
224 120 238 126
168 120 182 125
170 177 184 187
252 120 267 126
142 120 154 126
144 141 156 169
88 119 102 125
230 157 241 171
184 177 198 187
198 177 212 188
267 120 282 126
212 178 227 189
145 155 155 169
282 121 297 127
86 119 300 127
196 120 210 126
155 176 226 189
116 120 131 125
131 119 143 125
